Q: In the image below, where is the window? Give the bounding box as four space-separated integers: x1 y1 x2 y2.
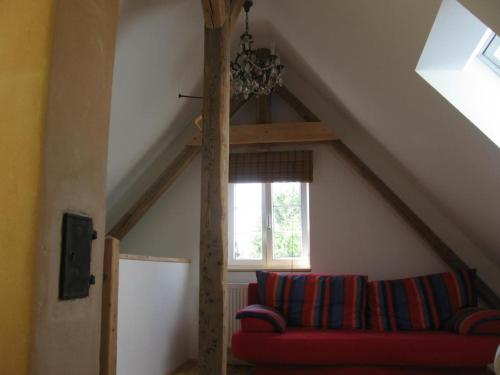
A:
228 182 310 270
416 1 500 147
481 33 500 75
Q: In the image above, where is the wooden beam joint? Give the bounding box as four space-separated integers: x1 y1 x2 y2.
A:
189 122 338 146
202 0 227 28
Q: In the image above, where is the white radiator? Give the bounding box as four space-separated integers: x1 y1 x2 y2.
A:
227 283 248 347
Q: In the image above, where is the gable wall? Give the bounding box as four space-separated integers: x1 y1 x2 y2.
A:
119 94 460 357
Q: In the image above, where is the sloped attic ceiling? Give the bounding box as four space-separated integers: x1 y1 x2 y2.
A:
107 0 500 268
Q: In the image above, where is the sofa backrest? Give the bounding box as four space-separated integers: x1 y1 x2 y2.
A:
247 269 478 332
248 282 259 305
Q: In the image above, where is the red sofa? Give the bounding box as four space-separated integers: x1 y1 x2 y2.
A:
231 283 500 375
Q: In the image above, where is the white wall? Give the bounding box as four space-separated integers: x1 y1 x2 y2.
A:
117 259 192 375
121 140 452 356
107 0 204 208
223 143 449 285
282 68 500 296
121 155 201 358
109 0 500 298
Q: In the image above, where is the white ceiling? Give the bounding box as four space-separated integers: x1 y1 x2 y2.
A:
108 0 500 267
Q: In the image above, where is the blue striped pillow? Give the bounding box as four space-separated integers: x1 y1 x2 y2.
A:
368 270 477 331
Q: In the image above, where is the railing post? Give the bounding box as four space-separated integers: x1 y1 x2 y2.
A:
100 236 120 375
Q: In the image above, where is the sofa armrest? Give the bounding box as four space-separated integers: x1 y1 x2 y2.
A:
236 304 286 333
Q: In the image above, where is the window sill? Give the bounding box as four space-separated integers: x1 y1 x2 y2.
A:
227 267 312 273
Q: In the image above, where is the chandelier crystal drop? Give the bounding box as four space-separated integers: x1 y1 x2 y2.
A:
230 0 284 99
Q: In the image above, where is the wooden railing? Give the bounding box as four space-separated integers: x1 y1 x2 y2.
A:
100 237 120 375
99 238 193 375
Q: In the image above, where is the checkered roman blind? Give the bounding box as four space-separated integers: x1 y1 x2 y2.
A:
229 150 313 183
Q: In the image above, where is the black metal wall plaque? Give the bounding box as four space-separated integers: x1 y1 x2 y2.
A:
59 213 97 300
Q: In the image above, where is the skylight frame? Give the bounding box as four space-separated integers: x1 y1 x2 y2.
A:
480 33 500 76
416 0 500 149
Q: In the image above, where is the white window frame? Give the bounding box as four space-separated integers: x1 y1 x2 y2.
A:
228 182 310 270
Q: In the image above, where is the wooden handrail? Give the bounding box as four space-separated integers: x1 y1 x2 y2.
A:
120 254 191 264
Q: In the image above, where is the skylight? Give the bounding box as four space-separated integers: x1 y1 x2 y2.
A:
416 0 500 148
481 34 500 75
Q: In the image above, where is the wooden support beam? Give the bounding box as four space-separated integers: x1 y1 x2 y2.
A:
276 86 320 122
100 237 120 375
107 146 200 239
199 2 230 373
332 140 500 309
256 94 272 124
188 122 338 146
202 0 226 28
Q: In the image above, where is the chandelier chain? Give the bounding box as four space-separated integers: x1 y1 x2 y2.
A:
245 6 249 35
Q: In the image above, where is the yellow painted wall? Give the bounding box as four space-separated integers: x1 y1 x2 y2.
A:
0 1 55 374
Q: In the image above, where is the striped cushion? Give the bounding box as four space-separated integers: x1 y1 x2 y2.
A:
368 269 477 331
236 304 286 333
446 307 500 335
256 271 368 329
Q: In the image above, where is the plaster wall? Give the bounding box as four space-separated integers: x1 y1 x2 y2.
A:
258 0 500 268
459 0 500 35
108 0 500 295
121 141 452 356
110 1 500 359
117 259 192 375
31 1 118 375
0 1 55 373
121 155 202 358
119 60 500 353
282 67 500 297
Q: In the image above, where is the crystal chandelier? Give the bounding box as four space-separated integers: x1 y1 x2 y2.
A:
230 0 284 99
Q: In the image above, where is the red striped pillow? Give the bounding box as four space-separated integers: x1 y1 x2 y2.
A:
256 271 368 329
446 307 500 335
368 270 477 331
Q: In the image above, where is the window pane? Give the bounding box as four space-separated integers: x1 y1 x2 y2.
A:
271 183 303 259
272 182 301 207
273 232 302 259
234 233 262 260
233 183 262 260
234 207 261 234
234 183 262 208
272 206 301 232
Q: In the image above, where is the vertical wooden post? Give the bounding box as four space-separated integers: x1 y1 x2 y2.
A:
199 1 230 374
100 237 120 375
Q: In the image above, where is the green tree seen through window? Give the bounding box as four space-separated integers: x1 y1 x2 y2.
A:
248 183 303 259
